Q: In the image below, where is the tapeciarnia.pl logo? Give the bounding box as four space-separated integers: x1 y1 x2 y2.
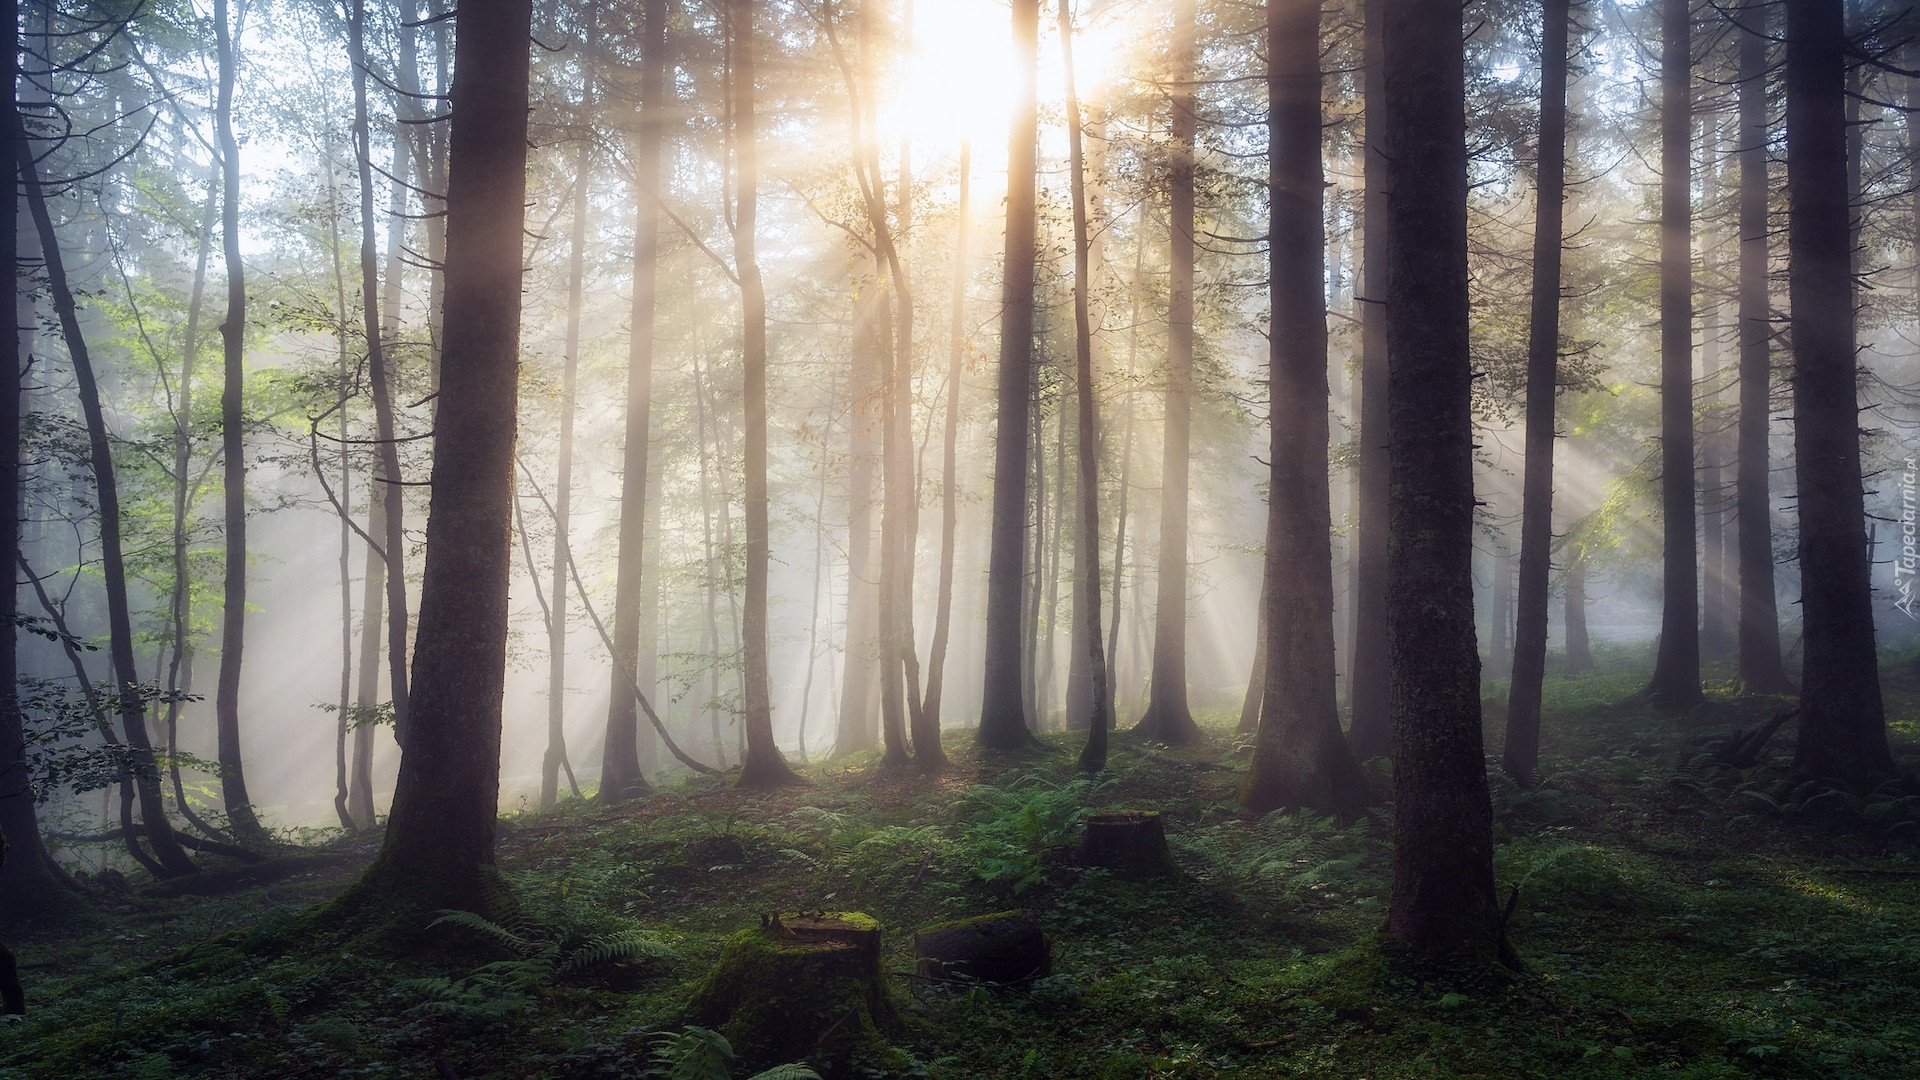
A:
1897 457 1919 620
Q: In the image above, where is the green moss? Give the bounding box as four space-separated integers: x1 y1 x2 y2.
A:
682 914 905 1074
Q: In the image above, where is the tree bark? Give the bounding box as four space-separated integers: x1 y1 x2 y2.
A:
835 258 881 757
1242 0 1367 813
0 0 82 916
544 112 589 809
350 488 384 828
602 0 666 802
922 143 969 736
1056 0 1110 771
16 119 198 878
1381 0 1505 963
730 0 800 788
1785 0 1897 785
211 0 260 840
1346 0 1392 761
1564 560 1592 673
1502 0 1570 785
347 0 531 916
977 0 1042 749
1136 0 1201 745
353 0 413 744
1736 0 1791 692
1646 0 1701 709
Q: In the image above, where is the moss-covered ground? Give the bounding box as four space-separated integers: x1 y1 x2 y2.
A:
2 650 1917 1078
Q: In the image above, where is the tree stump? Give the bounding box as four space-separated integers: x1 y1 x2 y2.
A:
1077 809 1180 878
683 912 902 1074
915 909 1049 984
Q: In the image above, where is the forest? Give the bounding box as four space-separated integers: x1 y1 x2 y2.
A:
0 0 1917 1075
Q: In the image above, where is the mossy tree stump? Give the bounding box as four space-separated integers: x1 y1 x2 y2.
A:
915 909 1049 984
1077 809 1180 878
683 912 900 1073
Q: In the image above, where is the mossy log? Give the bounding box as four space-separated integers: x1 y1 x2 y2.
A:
1076 809 1180 878
915 909 1049 984
683 912 901 1073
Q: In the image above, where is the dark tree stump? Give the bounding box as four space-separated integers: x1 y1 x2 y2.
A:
683 912 902 1074
914 909 1049 984
1077 810 1180 878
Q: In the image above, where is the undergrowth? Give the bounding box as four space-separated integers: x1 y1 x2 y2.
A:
1 658 1917 1078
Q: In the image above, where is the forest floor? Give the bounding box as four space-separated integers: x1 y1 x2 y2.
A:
2 654 1918 1079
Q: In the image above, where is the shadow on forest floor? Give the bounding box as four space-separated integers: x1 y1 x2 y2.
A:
2 651 1918 1078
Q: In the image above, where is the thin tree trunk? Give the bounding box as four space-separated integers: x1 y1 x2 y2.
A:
1647 0 1701 708
1023 385 1045 726
1381 0 1506 963
1502 0 1569 785
352 0 413 744
602 0 667 803
346 0 532 918
730 0 800 788
0 0 80 916
212 0 260 840
834 260 880 758
977 0 1041 749
545 28 596 808
1106 195 1147 713
1136 0 1201 745
1488 540 1511 678
1039 403 1066 727
1736 0 1791 692
1346 0 1392 761
16 117 198 878
1564 560 1592 673
693 348 728 768
1243 0 1368 813
326 148 357 832
166 176 220 837
1057 0 1110 770
921 142 969 735
350 487 384 828
1237 572 1266 734
1786 0 1896 785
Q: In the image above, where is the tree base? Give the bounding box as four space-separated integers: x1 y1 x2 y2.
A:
1076 810 1180 878
683 912 904 1074
915 909 1049 984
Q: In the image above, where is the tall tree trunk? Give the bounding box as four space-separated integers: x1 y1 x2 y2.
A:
352 0 413 744
1564 559 1592 673
212 0 260 840
350 488 384 828
1038 404 1066 726
1736 0 1791 692
1057 0 1109 769
1381 0 1506 963
1237 572 1266 733
1107 197 1148 713
602 0 666 801
835 262 881 757
0 0 80 917
1502 0 1570 785
346 0 532 917
166 178 220 840
1647 0 1701 708
544 105 590 809
1701 306 1730 661
1786 0 1896 785
1243 0 1367 813
921 142 969 735
16 120 198 878
327 152 357 832
731 0 800 787
1346 0 1392 761
1136 0 1201 745
977 0 1041 749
